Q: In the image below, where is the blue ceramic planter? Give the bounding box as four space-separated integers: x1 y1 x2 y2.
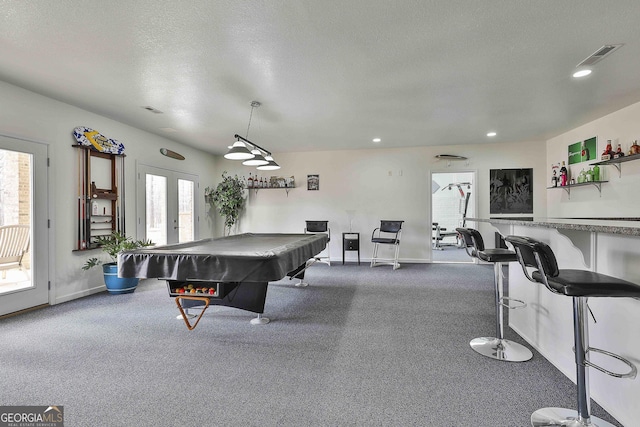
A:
102 263 139 294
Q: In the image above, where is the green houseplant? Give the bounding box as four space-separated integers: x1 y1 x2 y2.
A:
205 171 246 235
83 231 153 294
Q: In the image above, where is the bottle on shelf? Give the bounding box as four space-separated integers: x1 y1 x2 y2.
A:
614 143 624 158
551 163 559 187
601 140 613 160
577 169 585 183
247 173 254 188
559 161 568 186
593 164 600 181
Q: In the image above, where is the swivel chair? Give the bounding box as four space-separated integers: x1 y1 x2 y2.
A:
456 227 533 362
370 220 403 270
505 235 639 427
304 221 330 266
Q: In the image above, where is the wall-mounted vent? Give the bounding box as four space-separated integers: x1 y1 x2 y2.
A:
142 106 163 114
577 44 623 67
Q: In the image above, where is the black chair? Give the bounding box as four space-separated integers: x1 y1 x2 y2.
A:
370 220 403 270
456 228 533 362
304 221 330 266
505 235 639 427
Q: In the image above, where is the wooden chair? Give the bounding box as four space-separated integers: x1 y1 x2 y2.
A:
0 225 30 279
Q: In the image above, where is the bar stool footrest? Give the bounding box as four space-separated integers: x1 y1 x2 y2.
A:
584 347 638 379
500 296 527 310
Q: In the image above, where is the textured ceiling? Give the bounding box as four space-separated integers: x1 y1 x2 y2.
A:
2 1 640 155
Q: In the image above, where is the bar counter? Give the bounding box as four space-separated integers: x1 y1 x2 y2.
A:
466 216 640 427
467 217 640 236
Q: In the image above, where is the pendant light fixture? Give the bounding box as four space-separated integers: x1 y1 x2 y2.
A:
242 149 269 166
257 155 280 170
225 100 280 170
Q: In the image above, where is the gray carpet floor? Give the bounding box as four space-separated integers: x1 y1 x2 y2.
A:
0 263 622 427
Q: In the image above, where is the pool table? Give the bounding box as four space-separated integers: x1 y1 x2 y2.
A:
118 233 328 329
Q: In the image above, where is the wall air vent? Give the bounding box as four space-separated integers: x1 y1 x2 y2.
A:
577 44 623 67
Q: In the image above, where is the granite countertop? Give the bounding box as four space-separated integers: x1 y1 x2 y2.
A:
466 217 640 236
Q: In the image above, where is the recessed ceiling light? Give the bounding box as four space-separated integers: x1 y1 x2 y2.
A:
487 132 497 137
372 138 381 143
573 69 592 78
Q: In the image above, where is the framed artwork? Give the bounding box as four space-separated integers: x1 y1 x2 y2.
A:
490 168 533 214
307 174 319 191
568 136 597 165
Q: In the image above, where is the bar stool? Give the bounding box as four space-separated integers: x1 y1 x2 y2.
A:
456 228 533 362
505 235 639 427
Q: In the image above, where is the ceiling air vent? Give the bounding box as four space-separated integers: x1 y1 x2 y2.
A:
142 106 163 114
577 44 623 67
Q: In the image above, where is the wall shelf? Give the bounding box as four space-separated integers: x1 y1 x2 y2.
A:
250 186 295 196
547 181 608 199
592 152 640 178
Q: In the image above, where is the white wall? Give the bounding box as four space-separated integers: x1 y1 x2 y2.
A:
213 140 547 262
547 101 640 218
0 81 218 304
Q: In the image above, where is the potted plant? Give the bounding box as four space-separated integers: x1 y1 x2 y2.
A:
205 171 246 235
82 231 153 294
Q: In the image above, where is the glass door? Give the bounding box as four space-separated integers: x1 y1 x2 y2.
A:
431 171 476 263
137 164 198 245
0 135 49 316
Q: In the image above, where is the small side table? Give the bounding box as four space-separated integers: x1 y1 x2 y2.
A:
342 232 360 265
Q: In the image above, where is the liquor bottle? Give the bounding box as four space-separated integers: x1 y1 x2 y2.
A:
601 140 613 160
614 143 624 158
259 177 263 188
593 164 600 181
247 173 254 188
559 161 568 186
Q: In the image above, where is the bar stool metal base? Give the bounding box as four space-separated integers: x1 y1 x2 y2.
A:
470 337 533 362
531 407 616 427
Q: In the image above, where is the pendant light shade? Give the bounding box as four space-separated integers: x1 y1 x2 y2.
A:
224 140 255 160
226 100 282 169
256 155 280 170
242 149 269 166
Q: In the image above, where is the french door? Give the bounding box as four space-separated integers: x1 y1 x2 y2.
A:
136 164 199 245
0 135 49 316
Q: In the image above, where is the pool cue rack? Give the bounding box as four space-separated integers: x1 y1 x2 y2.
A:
73 145 125 251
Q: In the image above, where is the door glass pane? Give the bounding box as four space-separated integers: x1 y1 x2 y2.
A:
177 179 194 243
146 174 167 246
0 149 33 294
431 171 475 263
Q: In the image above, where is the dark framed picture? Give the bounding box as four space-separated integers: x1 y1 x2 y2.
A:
490 168 533 214
307 174 319 191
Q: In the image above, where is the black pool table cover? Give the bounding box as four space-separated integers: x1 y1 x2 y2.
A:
118 233 328 283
